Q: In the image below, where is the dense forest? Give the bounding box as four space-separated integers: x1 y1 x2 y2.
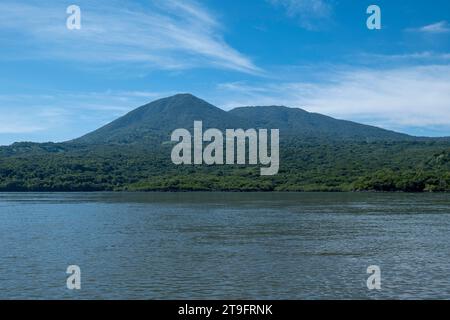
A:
0 140 449 192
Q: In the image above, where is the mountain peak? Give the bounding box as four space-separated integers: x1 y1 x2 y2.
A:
72 93 247 144
169 93 198 99
156 92 205 103
143 93 216 113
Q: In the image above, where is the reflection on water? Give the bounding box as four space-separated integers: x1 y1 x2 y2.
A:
0 192 449 299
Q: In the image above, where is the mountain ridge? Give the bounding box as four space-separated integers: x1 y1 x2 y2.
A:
71 93 414 145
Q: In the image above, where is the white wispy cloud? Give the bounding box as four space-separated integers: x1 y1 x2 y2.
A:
360 51 450 61
267 0 332 30
216 64 450 135
408 21 450 34
0 0 260 74
0 123 46 134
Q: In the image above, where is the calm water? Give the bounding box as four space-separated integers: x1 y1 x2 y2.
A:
0 192 449 300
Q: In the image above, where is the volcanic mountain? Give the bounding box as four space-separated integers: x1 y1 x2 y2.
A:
72 93 411 145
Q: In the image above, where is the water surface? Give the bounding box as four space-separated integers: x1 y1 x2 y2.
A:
0 192 449 299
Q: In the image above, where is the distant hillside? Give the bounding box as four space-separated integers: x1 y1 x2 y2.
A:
229 105 411 141
72 93 413 145
1 93 449 192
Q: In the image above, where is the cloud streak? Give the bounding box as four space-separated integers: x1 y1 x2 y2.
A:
408 21 450 34
0 0 260 74
217 64 450 136
267 0 332 30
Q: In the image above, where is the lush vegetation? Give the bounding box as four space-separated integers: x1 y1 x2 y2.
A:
0 140 449 192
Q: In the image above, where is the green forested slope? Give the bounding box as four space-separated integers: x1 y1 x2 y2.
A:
0 140 449 192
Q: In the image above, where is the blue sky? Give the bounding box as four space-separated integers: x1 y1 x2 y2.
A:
0 0 450 145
